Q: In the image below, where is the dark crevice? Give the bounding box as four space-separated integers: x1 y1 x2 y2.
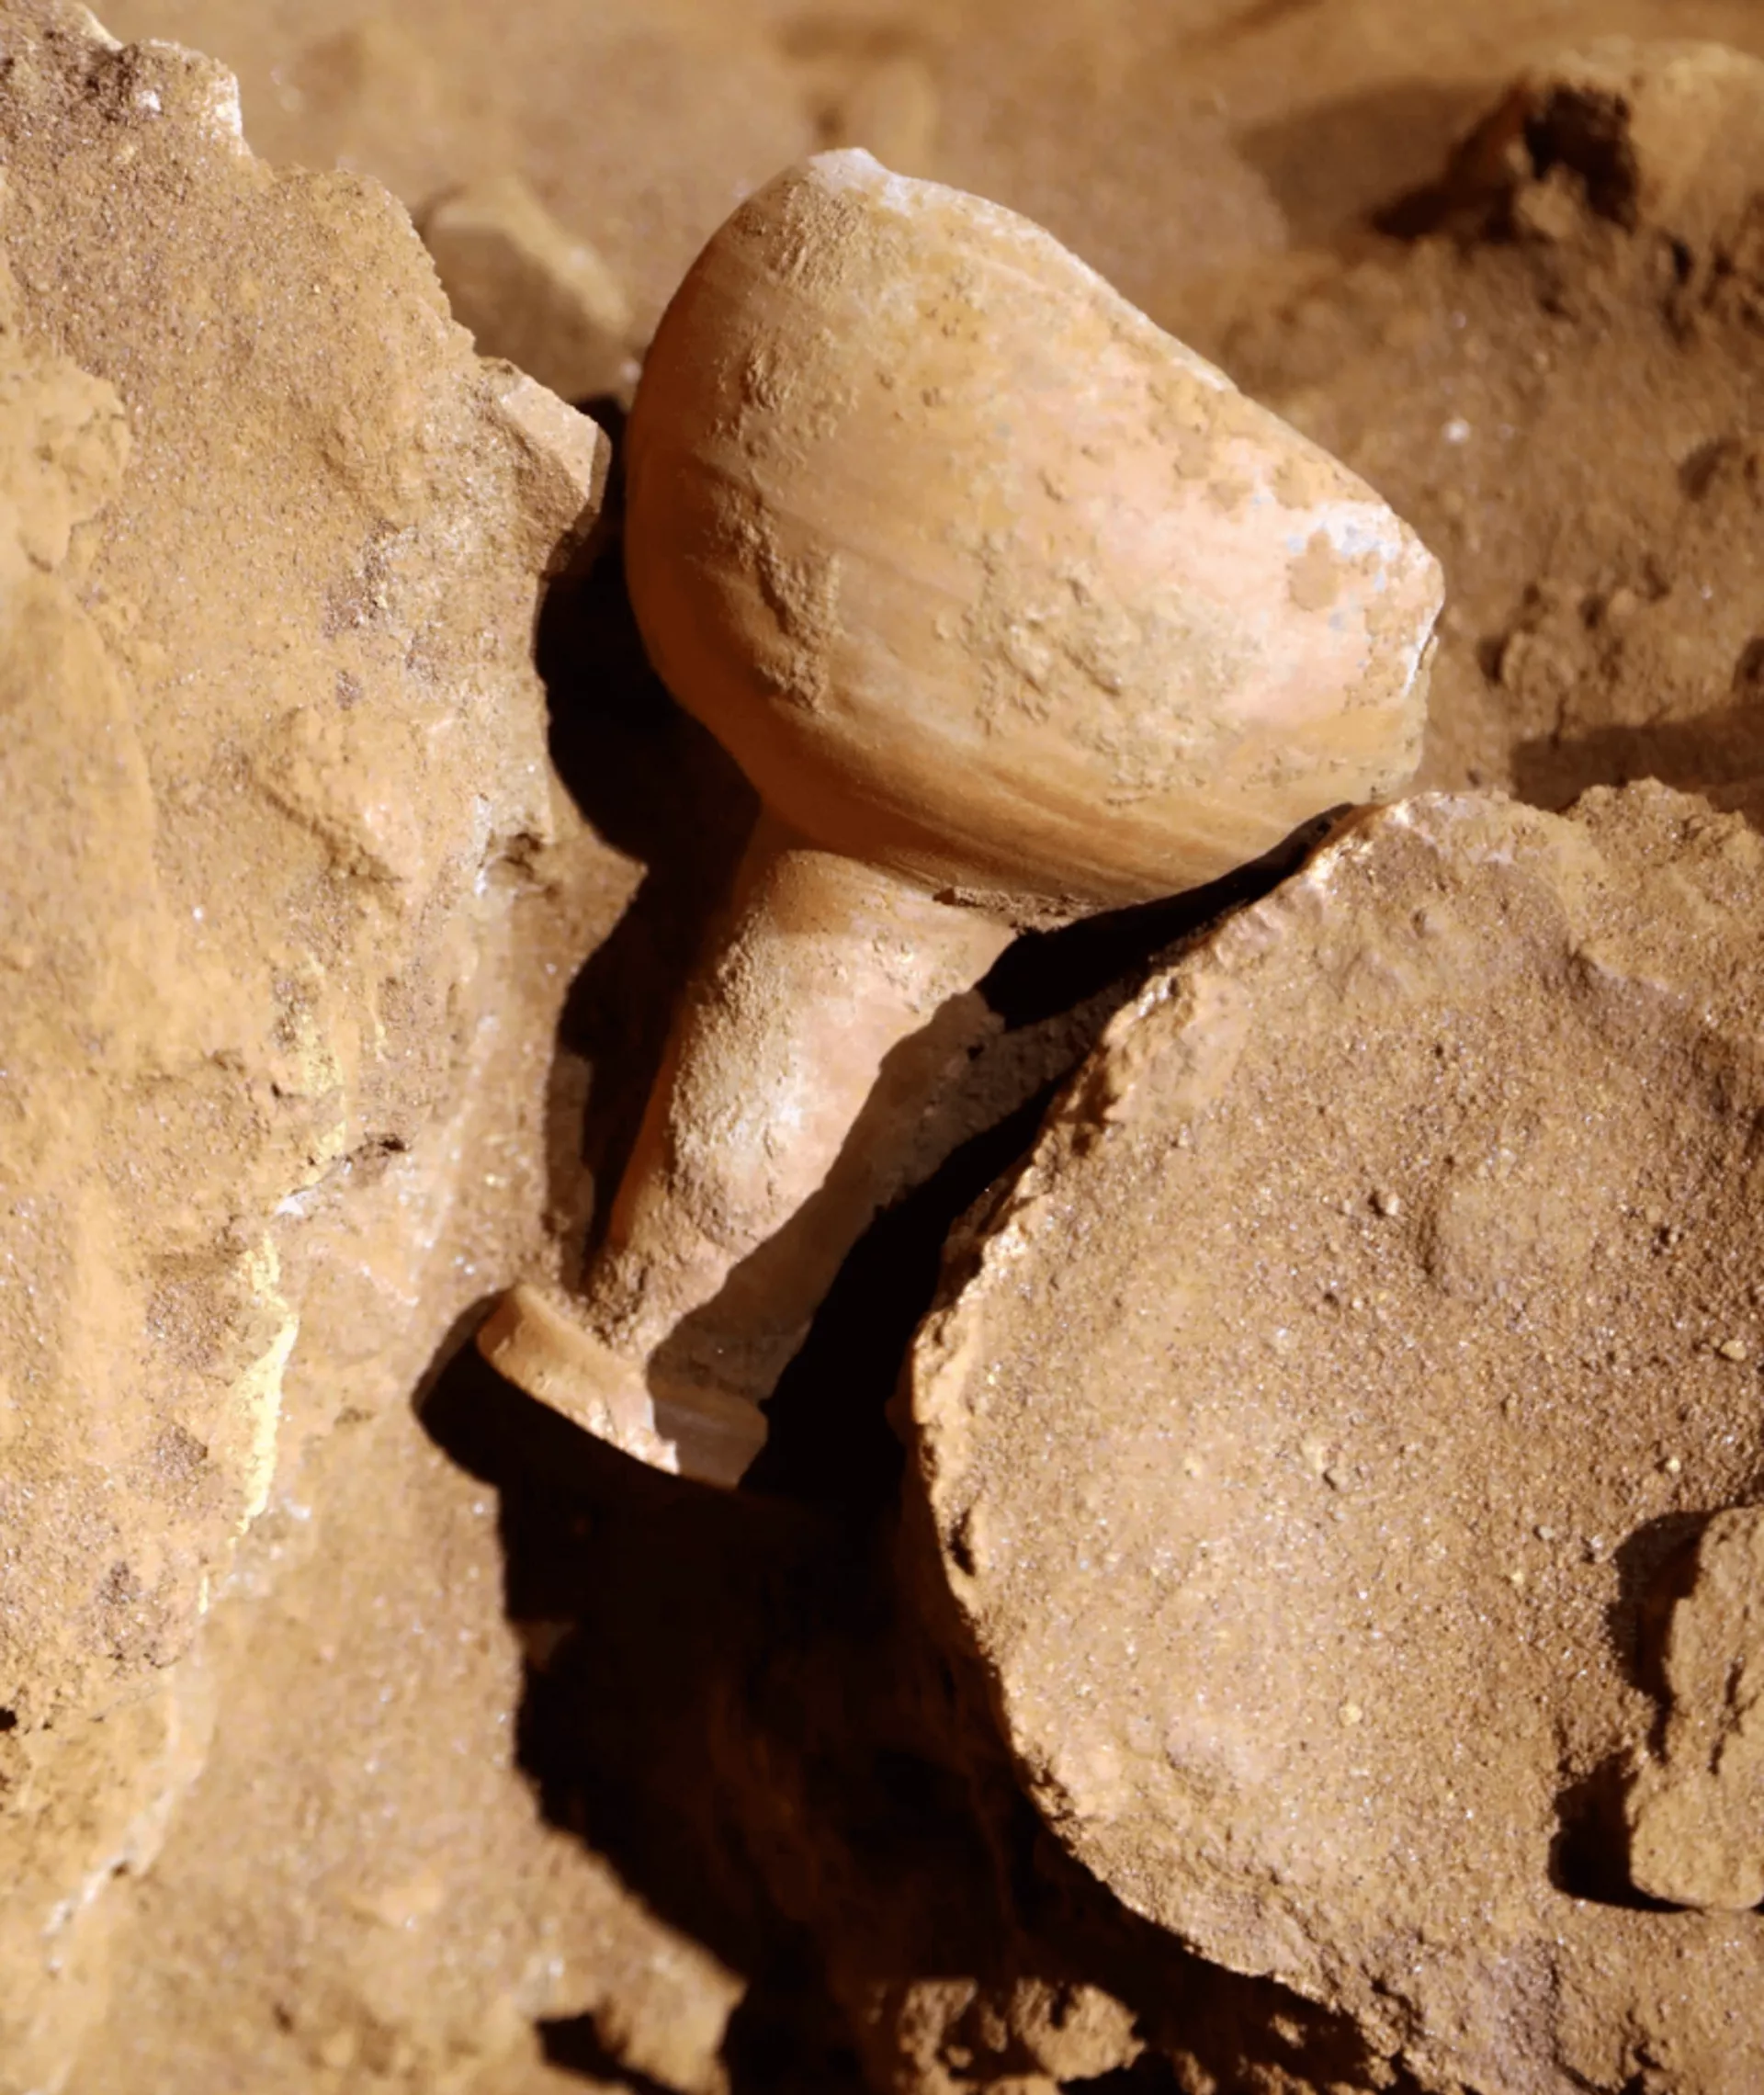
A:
1374 75 1641 244
1608 1512 1709 1706
1550 1754 1665 1910
574 394 629 449
722 1967 870 2095
1547 1509 1718 1912
977 805 1340 1031
1523 85 1639 229
1061 2054 1186 2093
537 2017 679 2095
741 1075 1060 1507
532 484 756 1273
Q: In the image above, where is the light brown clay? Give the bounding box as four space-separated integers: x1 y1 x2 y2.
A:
481 149 1442 1484
910 783 1764 2091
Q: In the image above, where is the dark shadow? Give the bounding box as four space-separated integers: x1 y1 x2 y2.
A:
1064 2055 1186 2092
1547 1512 1713 1908
1377 69 1647 246
1521 80 1640 228
999 1782 1430 2093
1549 1752 1666 1908
978 807 1341 1030
532 446 756 1274
1608 1512 1709 1707
1374 77 1530 242
741 1078 1062 1507
1510 698 1764 817
426 1294 1444 2095
552 1987 870 2095
721 1972 870 2095
1679 433 1745 503
650 805 1347 1504
423 1345 818 1972
422 1338 1022 2085
423 1307 1436 2094
1236 78 1491 247
573 395 629 450
538 2018 678 2095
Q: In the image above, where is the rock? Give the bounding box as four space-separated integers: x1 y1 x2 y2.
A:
854 1976 1141 2092
424 173 637 407
910 784 1764 2093
1439 40 1764 260
1628 1505 1764 1911
0 6 639 2084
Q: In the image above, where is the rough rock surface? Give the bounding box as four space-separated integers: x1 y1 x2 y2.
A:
0 7 691 2087
912 785 1764 2093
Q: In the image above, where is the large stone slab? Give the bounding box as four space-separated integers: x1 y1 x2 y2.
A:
913 784 1764 2093
0 8 634 2083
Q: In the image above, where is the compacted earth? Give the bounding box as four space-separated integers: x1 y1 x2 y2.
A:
6 1 1764 2090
